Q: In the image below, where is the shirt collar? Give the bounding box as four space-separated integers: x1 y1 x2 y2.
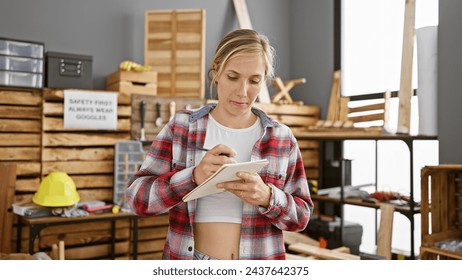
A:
189 103 274 128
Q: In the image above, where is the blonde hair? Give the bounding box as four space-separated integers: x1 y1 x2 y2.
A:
208 29 276 97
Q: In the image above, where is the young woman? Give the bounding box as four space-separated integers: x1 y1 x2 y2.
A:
126 29 313 260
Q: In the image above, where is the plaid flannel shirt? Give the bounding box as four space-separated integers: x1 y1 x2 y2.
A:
125 103 313 260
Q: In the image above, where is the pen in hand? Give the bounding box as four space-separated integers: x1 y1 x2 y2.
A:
189 145 233 157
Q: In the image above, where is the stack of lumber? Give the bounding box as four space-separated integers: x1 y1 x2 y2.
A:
0 87 42 253
0 88 42 202
283 231 359 260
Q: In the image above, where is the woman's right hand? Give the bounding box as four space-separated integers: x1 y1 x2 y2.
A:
192 144 237 185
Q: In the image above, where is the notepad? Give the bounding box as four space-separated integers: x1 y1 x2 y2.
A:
182 159 269 202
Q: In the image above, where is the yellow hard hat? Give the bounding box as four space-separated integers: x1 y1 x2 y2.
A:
33 172 80 207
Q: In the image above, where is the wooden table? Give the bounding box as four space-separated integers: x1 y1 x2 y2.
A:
16 212 139 260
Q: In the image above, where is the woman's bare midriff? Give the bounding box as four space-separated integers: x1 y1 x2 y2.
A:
194 222 241 260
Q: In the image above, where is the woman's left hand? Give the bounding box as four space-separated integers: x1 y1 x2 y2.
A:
217 172 272 207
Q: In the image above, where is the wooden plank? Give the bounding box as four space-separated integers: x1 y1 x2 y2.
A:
38 228 130 249
288 242 360 260
137 251 163 260
253 103 320 116
420 167 430 239
137 226 169 241
377 203 395 260
233 0 253 29
43 133 130 147
348 112 385 124
422 229 462 247
0 89 42 106
70 175 114 188
137 214 169 227
348 102 384 113
14 189 113 205
137 239 166 254
397 0 416 134
327 70 341 121
0 147 41 161
43 117 130 132
283 231 319 246
15 162 41 176
0 105 41 119
0 119 41 132
43 88 131 105
0 133 41 147
11 174 112 192
15 177 40 192
63 241 130 260
0 163 16 253
232 0 270 103
296 140 319 149
42 147 114 161
42 160 114 175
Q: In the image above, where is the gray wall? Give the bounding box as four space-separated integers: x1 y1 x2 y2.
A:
0 0 295 100
438 1 462 164
0 0 459 164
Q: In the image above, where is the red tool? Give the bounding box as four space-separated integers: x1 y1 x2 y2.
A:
83 204 115 213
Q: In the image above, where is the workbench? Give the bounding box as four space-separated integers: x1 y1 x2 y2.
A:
16 212 139 260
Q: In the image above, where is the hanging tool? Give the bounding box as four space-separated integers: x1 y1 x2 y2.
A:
155 102 162 127
139 100 146 141
169 101 176 121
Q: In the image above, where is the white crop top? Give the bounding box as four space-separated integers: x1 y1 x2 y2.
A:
194 114 263 223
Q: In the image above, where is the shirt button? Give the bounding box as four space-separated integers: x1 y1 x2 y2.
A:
188 246 193 252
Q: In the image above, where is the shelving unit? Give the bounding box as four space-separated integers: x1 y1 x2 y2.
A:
294 130 437 259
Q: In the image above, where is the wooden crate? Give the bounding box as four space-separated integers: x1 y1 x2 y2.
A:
0 88 43 192
131 94 204 143
106 70 158 97
133 214 169 260
145 9 206 98
17 88 133 259
0 88 43 252
420 165 462 260
41 88 131 202
252 102 321 181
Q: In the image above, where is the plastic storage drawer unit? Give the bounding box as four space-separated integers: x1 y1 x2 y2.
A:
0 38 44 58
0 37 44 88
0 56 43 73
0 70 43 88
